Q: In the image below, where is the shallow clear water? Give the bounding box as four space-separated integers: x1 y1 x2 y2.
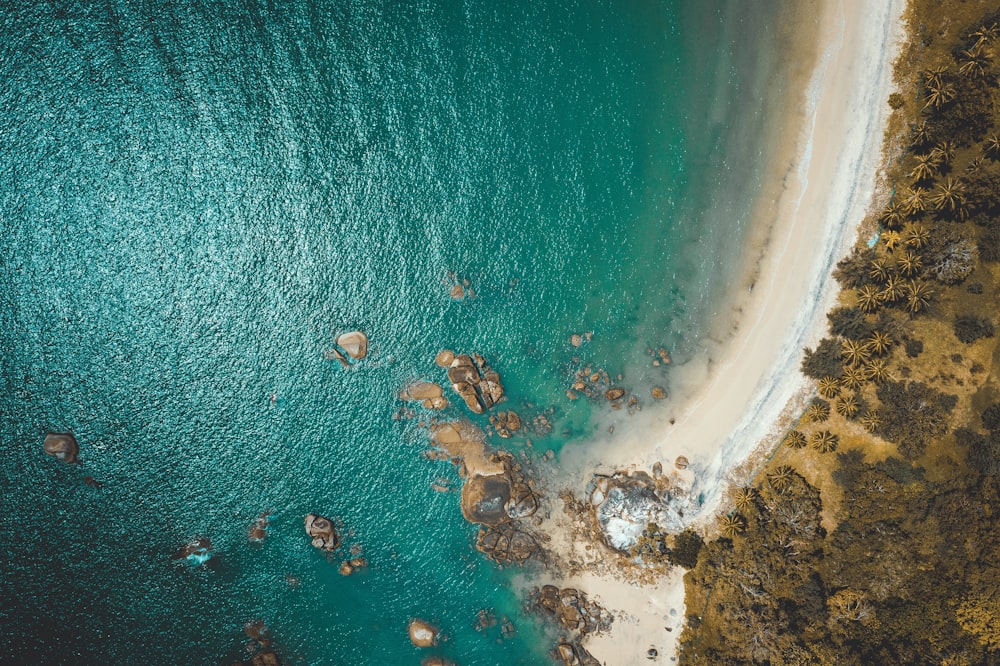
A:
0 1 787 663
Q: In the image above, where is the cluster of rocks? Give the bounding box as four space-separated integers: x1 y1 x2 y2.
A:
488 410 521 438
646 346 672 366
439 352 505 414
564 367 640 413
530 585 614 635
43 432 79 464
472 608 516 640
447 272 474 300
338 554 368 576
304 514 340 552
476 522 539 565
227 620 281 666
569 332 593 347
324 330 368 367
590 467 697 552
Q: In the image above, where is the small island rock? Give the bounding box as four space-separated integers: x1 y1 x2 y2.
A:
408 618 440 647
304 514 340 551
336 331 368 360
43 432 79 464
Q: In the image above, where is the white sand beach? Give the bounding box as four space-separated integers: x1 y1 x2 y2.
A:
534 0 907 663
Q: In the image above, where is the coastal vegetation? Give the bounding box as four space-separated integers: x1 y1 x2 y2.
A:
679 3 1000 663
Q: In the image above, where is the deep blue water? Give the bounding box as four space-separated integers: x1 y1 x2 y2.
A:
0 1 787 663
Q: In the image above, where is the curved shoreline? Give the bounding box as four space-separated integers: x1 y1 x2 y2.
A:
535 1 907 663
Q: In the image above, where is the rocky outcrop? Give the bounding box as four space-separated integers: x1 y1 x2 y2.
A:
589 470 697 551
531 585 613 635
43 432 79 464
336 331 368 359
407 618 440 647
304 514 340 552
421 658 456 666
555 642 601 666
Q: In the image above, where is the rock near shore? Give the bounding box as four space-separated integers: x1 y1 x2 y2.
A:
407 618 440 647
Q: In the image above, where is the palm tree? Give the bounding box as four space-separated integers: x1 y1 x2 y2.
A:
880 274 905 303
967 156 985 173
878 203 905 230
985 134 1000 160
931 140 956 165
866 330 893 356
768 465 796 492
923 81 955 109
818 376 841 399
906 280 933 313
719 513 744 538
836 394 860 418
901 187 928 216
909 154 940 182
911 121 934 148
842 339 869 366
931 177 966 216
923 65 948 89
865 358 890 384
906 224 929 249
857 284 882 312
882 230 903 252
811 430 839 453
734 487 757 513
807 399 830 423
841 365 867 390
861 410 881 433
970 23 999 48
869 257 892 283
959 46 991 78
896 250 923 278
786 430 808 449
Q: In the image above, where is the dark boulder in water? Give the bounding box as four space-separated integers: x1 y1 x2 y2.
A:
43 432 79 464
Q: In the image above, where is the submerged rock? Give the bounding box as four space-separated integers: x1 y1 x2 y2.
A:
336 331 368 360
651 386 667 400
249 512 271 542
43 432 79 464
173 537 212 564
408 618 440 647
304 514 340 552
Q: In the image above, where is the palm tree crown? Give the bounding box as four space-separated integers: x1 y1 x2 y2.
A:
906 280 933 313
931 177 967 217
811 430 839 453
906 224 929 249
818 376 841 399
866 330 893 356
857 284 882 313
901 187 928 216
786 430 808 449
897 250 924 278
909 154 940 182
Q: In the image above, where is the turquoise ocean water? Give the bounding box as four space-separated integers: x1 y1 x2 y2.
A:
0 1 790 663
